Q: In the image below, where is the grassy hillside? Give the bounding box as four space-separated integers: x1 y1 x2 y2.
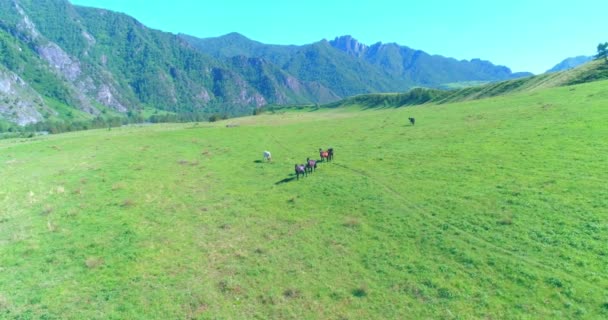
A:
1 79 607 319
329 59 608 109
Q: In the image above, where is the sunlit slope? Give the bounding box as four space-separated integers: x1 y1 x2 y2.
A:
438 59 608 102
1 80 607 319
329 59 608 109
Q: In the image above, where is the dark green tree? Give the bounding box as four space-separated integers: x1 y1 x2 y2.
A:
208 114 219 122
596 42 608 61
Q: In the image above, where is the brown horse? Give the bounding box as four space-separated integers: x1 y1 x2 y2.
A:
319 148 329 162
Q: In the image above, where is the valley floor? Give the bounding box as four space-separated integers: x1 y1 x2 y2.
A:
1 80 607 319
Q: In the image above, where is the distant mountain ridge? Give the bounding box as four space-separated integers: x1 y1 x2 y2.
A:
182 33 533 96
546 56 593 73
0 0 532 126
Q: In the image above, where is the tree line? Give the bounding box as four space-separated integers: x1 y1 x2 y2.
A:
0 112 231 138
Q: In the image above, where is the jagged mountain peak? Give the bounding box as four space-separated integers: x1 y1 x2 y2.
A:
329 35 368 57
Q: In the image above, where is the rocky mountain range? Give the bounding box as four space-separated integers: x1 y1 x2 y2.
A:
182 33 533 96
0 0 532 126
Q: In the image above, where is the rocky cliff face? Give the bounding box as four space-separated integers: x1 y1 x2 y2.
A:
4 0 134 118
0 68 52 125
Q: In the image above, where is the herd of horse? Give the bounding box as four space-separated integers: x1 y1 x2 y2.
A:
263 148 334 180
294 148 334 180
263 116 413 181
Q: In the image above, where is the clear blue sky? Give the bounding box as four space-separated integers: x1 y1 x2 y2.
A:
69 0 606 74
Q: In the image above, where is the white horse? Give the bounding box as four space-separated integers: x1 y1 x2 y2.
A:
263 151 272 161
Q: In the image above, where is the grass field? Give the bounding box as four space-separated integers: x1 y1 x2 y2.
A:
1 79 607 319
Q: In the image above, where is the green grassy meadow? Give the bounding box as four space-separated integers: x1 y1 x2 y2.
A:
1 80 607 319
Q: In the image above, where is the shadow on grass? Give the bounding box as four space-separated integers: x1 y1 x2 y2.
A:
275 176 297 185
253 160 263 163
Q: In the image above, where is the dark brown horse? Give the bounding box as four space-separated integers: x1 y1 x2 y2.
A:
295 164 307 180
306 158 317 173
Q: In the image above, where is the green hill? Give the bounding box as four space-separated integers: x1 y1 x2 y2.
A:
327 59 608 108
1 76 606 318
